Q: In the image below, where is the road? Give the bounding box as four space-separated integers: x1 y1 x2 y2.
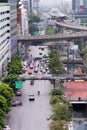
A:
6 80 52 130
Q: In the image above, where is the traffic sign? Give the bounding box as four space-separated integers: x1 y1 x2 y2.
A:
15 81 23 89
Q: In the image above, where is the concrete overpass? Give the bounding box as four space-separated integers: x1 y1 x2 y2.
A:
18 32 87 45
56 21 87 31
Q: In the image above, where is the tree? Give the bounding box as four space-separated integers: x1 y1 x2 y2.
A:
7 55 22 75
29 14 40 23
0 95 8 113
28 14 40 35
3 74 20 92
51 103 71 121
29 23 39 35
0 83 14 108
49 120 68 130
48 50 65 74
50 88 64 96
46 27 55 35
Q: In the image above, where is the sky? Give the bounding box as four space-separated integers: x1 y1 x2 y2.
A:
40 0 71 7
40 0 60 6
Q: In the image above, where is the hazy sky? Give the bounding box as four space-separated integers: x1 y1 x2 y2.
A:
40 0 71 6
40 0 59 5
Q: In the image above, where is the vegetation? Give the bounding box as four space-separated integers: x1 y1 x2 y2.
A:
7 55 22 75
48 50 65 74
3 74 20 92
0 55 23 129
46 27 56 35
49 88 72 130
0 83 14 129
29 23 39 35
28 14 40 35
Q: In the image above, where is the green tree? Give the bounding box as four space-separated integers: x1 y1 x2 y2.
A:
48 50 65 74
83 48 87 66
46 27 55 35
50 88 64 96
0 95 8 113
8 56 22 75
0 83 14 108
49 120 68 130
3 74 20 92
29 14 40 23
29 23 39 35
51 103 71 121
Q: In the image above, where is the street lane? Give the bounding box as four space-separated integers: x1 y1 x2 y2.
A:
8 80 52 130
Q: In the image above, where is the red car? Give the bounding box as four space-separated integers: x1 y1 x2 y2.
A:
22 69 27 73
29 64 34 69
28 71 32 75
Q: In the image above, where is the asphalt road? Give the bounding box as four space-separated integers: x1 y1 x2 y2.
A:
7 80 52 130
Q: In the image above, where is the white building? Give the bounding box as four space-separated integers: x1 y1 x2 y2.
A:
0 3 11 77
19 5 29 35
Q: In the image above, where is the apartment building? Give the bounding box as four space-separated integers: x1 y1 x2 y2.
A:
0 3 11 77
0 0 18 58
72 0 87 18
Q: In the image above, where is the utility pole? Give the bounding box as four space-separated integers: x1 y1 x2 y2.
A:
67 43 69 74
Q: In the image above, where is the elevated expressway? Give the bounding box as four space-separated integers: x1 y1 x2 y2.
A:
18 32 87 45
56 21 87 31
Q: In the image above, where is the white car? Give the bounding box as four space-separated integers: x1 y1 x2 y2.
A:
29 94 35 101
3 125 10 130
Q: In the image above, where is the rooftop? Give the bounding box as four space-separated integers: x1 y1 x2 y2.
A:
64 80 87 102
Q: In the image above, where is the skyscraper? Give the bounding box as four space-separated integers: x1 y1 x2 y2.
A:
0 0 18 57
72 0 87 17
0 3 10 77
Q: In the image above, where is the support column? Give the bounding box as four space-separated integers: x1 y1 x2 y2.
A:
55 77 60 88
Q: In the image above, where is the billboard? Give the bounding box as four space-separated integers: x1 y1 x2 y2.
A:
79 0 84 12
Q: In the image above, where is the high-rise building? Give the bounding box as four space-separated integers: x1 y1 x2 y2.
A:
72 0 87 18
17 0 29 35
0 0 18 58
33 0 39 15
0 3 11 77
29 0 33 14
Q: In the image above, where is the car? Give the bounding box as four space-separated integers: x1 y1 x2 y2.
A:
11 100 22 107
22 69 27 73
29 94 35 101
39 52 42 55
29 64 34 69
30 80 34 85
15 90 22 96
21 78 26 81
3 125 10 130
34 68 38 73
28 71 32 75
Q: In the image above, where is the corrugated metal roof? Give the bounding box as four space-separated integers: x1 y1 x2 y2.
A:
64 81 87 101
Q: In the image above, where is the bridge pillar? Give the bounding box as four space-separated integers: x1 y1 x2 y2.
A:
55 77 60 88
56 25 64 34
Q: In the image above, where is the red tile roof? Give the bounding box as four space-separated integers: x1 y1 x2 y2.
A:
63 81 87 101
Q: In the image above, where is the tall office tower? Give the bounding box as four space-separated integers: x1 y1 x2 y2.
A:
0 0 18 58
17 0 29 35
32 0 39 15
29 0 33 14
72 0 87 18
0 3 11 77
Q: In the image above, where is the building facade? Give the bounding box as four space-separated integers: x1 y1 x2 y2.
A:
0 0 18 58
0 3 11 77
72 0 87 18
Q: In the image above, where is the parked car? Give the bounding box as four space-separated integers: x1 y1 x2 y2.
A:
30 80 34 85
29 94 35 101
11 100 22 107
15 90 22 96
3 125 10 130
